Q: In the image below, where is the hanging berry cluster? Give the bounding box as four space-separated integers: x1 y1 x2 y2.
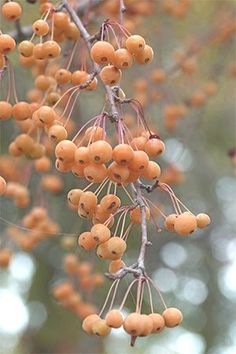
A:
0 0 214 347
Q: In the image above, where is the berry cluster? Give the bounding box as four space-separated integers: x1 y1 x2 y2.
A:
0 0 226 348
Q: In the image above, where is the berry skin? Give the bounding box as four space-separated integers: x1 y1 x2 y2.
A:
90 41 115 65
196 213 211 228
0 176 7 196
55 69 72 85
67 189 83 205
144 137 165 157
100 65 122 86
134 45 154 64
1 1 22 21
141 161 161 180
32 20 50 36
42 41 61 59
0 34 16 54
112 144 134 165
74 147 90 165
125 35 146 55
0 53 5 69
82 314 100 335
123 313 143 336
162 307 183 327
113 48 133 69
148 313 165 333
84 163 107 183
18 40 34 57
92 319 111 336
100 194 121 214
129 150 149 172
174 212 197 236
0 101 12 120
164 213 178 231
55 140 76 163
78 232 97 250
91 224 111 244
88 140 113 164
105 309 123 328
108 259 125 273
106 237 127 260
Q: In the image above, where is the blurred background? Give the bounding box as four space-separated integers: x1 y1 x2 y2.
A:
0 0 236 353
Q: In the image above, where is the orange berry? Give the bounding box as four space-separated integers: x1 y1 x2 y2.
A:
100 65 122 86
129 150 149 172
0 34 16 54
74 147 90 165
0 176 7 196
108 259 125 273
196 213 211 228
67 189 83 205
130 206 150 224
112 144 134 165
18 40 34 57
113 48 133 69
0 53 5 69
53 11 70 30
64 22 80 40
32 19 49 36
88 140 113 164
134 45 154 64
48 125 68 142
123 313 143 336
91 224 111 244
141 161 161 180
84 163 107 183
144 137 165 157
92 319 111 336
71 70 89 85
148 313 165 333
139 314 154 336
1 1 22 21
174 212 197 236
130 136 147 150
12 102 31 121
79 191 97 212
105 309 123 328
38 106 56 125
100 194 121 214
55 69 72 85
0 101 12 120
82 314 100 335
34 156 51 173
55 140 76 163
0 248 12 267
78 231 97 250
90 41 115 65
106 237 127 260
42 40 61 59
107 162 130 183
162 307 183 327
14 134 34 154
125 35 146 55
164 213 178 231
63 254 78 274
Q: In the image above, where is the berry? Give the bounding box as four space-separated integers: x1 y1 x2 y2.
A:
125 35 146 55
174 212 197 236
196 213 211 228
105 309 123 328
162 307 183 327
1 1 22 21
90 41 115 65
100 65 122 86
